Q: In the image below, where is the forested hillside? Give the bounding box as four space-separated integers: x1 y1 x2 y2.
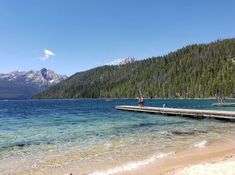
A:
33 39 235 99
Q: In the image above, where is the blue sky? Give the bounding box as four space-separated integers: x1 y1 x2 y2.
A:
0 0 235 75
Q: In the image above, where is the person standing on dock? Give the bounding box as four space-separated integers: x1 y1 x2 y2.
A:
140 97 144 107
138 97 141 107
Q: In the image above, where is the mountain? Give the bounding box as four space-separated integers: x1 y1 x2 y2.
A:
119 57 136 65
0 68 67 99
33 38 235 99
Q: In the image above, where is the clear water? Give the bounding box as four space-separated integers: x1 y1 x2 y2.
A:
0 99 235 175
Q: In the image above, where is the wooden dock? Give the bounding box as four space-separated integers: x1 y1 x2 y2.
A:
212 103 235 107
115 105 235 121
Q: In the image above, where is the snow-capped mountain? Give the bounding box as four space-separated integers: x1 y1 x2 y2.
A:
0 68 67 99
119 56 136 65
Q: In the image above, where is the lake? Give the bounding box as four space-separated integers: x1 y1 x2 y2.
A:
0 99 235 175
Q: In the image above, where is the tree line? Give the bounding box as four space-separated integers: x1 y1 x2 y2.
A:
33 38 235 99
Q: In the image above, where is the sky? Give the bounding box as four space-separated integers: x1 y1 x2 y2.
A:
0 0 235 75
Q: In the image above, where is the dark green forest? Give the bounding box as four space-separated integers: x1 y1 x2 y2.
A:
33 38 235 99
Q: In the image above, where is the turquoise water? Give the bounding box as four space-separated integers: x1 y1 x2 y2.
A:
0 99 235 174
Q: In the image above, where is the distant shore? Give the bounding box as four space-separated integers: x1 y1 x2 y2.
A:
2 97 235 101
32 97 235 100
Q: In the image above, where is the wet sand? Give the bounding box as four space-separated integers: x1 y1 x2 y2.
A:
1 138 235 175
116 138 235 175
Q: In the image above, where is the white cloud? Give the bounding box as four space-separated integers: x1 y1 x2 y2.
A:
105 58 123 65
41 49 55 61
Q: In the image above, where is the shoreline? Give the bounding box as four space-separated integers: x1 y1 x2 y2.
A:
2 135 235 175
5 138 235 175
114 138 235 175
2 98 235 101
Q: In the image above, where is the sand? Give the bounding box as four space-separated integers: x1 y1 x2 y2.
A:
2 138 235 175
116 138 235 175
173 158 235 175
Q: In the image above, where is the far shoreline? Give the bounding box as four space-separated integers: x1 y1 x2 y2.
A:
10 97 235 100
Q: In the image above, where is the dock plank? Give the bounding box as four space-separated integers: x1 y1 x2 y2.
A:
115 105 235 121
212 103 235 107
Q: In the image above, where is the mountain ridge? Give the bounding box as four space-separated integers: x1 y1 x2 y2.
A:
0 68 67 99
33 38 235 99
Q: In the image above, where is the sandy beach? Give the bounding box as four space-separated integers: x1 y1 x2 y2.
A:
3 137 235 175
172 157 235 175
115 138 235 175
